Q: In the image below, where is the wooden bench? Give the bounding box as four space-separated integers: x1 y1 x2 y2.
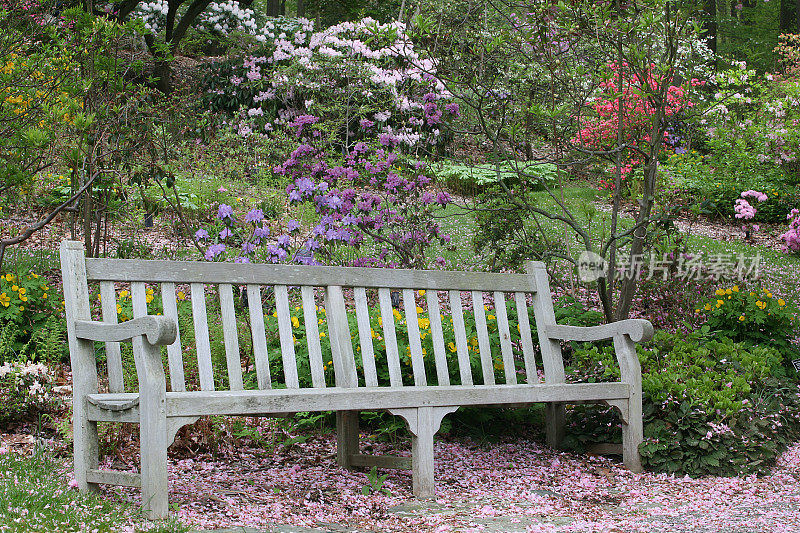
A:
60 240 653 519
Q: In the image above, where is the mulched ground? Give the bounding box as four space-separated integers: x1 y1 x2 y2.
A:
84 431 800 533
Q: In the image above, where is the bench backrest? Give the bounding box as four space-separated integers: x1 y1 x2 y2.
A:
61 241 566 394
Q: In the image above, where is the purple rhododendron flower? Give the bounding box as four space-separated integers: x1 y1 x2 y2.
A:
276 234 291 247
205 243 226 260
253 226 270 240
445 102 460 116
296 177 315 194
287 219 301 232
194 229 209 241
234 256 251 263
245 208 264 223
219 228 233 239
359 118 375 129
218 204 234 220
241 241 256 254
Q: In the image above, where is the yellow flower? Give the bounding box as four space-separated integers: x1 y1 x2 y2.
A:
487 314 496 321
778 299 786 306
750 292 756 297
378 316 383 327
42 293 47 299
756 301 766 309
715 288 725 296
19 295 27 302
739 315 745 322
695 309 701 313
12 285 18 292
4 273 13 282
0 293 9 307
393 308 402 320
291 316 300 328
415 306 424 314
732 286 739 293
145 295 153 304
319 332 326 338
116 304 122 313
272 311 278 318
418 290 426 296
725 289 732 295
448 342 456 353
17 288 25 295
716 299 724 307
177 291 186 300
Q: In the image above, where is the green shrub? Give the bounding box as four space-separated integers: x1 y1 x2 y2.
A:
439 161 558 196
565 331 800 476
0 271 60 363
696 284 798 366
665 151 800 223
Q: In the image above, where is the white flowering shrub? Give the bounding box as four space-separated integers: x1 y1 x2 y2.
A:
131 0 308 42
201 17 460 152
0 361 59 427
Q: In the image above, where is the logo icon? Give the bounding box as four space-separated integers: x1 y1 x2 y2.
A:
577 251 607 282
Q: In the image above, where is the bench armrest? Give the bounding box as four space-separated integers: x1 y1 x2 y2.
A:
74 316 177 346
544 319 654 344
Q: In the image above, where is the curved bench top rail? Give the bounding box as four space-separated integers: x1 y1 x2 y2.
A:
84 258 541 293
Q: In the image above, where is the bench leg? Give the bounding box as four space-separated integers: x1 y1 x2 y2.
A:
621 398 644 473
139 409 169 519
336 410 359 469
137 342 170 520
389 406 458 499
73 400 99 493
545 402 566 449
411 407 435 498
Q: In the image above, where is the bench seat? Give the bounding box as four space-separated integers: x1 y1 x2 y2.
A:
86 382 631 421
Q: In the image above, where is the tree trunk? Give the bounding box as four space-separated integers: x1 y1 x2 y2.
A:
703 0 717 54
153 60 172 94
297 0 305 17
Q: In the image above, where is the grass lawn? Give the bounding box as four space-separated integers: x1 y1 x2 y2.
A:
0 448 186 533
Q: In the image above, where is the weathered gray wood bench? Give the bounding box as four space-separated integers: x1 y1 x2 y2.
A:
61 240 653 519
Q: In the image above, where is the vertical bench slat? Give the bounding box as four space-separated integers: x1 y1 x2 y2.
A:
275 285 299 389
325 285 358 388
130 282 147 321
378 288 402 387
301 286 326 388
472 291 494 386
219 283 244 391
515 292 538 384
354 287 378 387
449 290 472 386
191 282 214 391
425 291 449 386
493 291 516 385
100 281 124 393
246 284 271 390
160 283 186 392
403 289 427 387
